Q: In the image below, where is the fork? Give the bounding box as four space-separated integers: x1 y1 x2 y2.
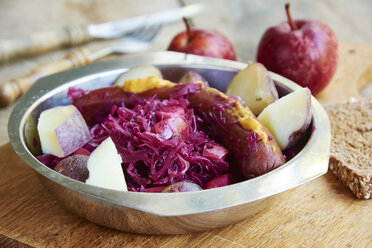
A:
0 24 162 107
90 23 162 60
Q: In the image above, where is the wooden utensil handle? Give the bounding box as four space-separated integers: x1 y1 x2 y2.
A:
0 26 92 62
0 48 92 107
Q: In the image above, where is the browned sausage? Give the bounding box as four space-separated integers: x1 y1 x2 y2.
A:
131 82 285 178
187 86 285 178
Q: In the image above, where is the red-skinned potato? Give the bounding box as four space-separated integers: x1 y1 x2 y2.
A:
55 154 89 182
179 71 209 87
37 105 91 158
257 87 312 150
86 137 128 191
226 63 278 116
162 182 202 193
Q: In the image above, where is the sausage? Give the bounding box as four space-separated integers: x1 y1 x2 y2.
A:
185 84 285 178
127 82 285 178
73 86 129 126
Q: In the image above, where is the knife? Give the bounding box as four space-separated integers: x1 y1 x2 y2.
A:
0 3 203 63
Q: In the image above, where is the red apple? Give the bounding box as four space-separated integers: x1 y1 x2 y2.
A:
256 3 339 94
168 18 237 61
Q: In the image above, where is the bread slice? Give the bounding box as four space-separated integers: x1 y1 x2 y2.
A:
325 98 372 199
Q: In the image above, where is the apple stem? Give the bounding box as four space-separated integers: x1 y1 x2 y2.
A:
183 17 192 42
285 3 298 31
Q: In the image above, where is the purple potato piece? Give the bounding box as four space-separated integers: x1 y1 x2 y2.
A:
38 105 92 158
162 182 202 193
286 91 312 149
54 109 92 157
257 87 312 150
226 63 279 115
55 155 89 182
179 71 209 87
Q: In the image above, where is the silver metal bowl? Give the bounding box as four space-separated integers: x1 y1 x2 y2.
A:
8 51 331 234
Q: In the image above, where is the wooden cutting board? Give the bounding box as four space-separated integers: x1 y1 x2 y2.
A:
1 43 371 247
0 143 371 248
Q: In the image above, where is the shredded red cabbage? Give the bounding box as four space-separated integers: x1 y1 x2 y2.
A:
82 95 230 191
67 87 90 100
36 154 62 169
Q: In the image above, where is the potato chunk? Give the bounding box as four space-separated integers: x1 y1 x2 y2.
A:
257 87 311 150
86 137 127 191
55 155 89 182
114 65 162 86
226 63 278 115
37 105 91 157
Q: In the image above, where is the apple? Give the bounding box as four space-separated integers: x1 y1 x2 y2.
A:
37 105 91 157
256 3 339 94
168 18 237 60
226 62 279 115
86 137 127 191
257 87 312 150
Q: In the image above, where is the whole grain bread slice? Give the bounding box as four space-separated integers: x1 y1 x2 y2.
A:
325 98 372 199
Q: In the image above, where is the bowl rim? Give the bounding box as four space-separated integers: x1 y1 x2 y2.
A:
8 51 331 216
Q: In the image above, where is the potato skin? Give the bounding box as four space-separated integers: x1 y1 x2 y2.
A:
286 91 312 149
162 182 202 193
124 83 285 178
55 155 89 182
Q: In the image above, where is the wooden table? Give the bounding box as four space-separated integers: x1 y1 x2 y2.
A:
0 0 371 247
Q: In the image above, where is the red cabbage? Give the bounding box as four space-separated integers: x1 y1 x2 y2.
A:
68 87 89 100
88 95 230 191
170 82 202 99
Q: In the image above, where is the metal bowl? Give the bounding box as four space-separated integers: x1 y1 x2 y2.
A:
8 51 331 234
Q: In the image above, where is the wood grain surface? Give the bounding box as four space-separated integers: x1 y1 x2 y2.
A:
0 143 371 248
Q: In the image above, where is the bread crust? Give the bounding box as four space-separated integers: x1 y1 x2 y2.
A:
326 98 372 199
